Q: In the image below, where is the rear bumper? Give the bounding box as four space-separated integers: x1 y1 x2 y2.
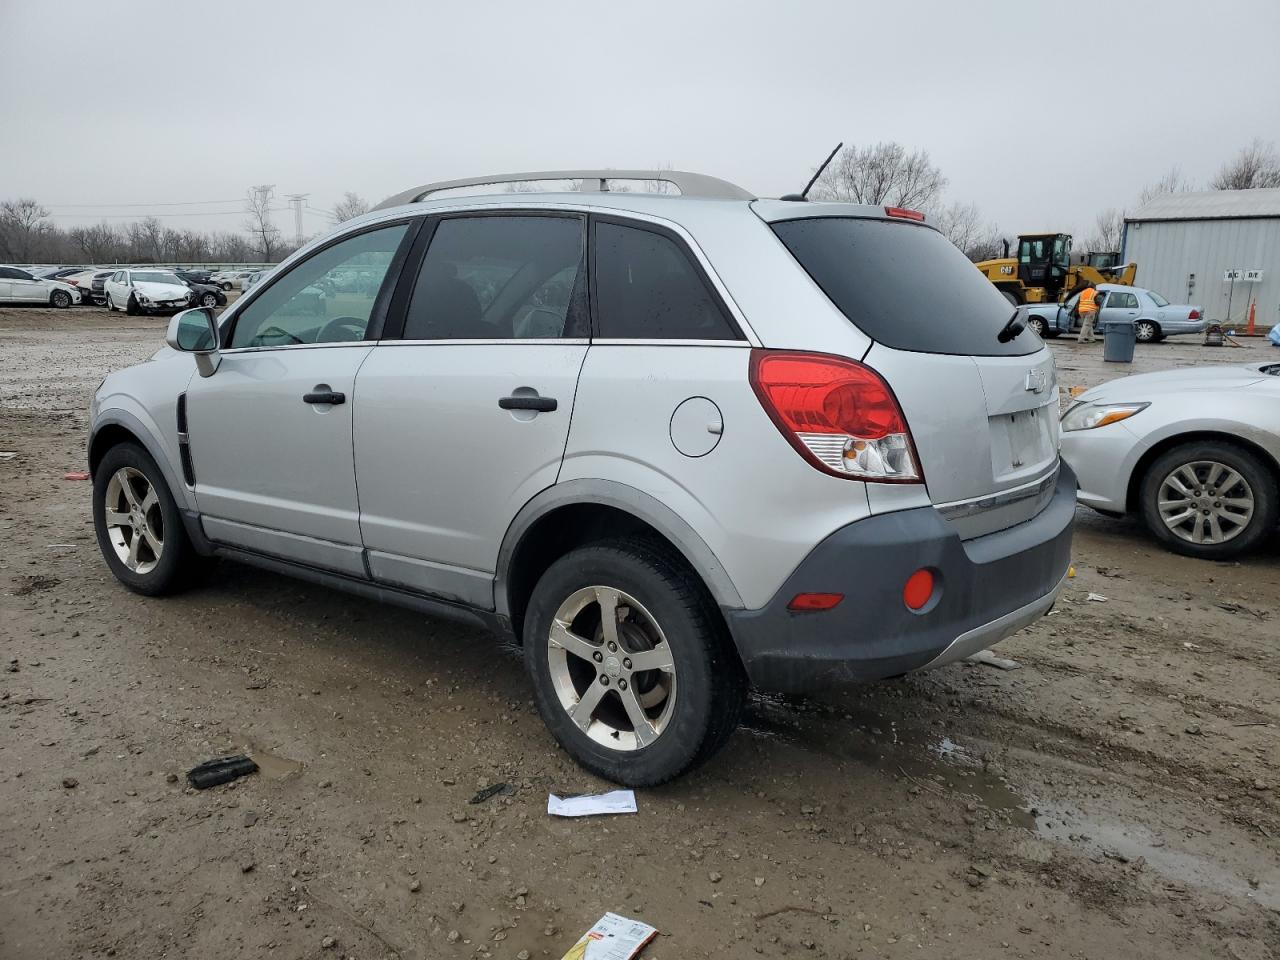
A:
724 463 1076 693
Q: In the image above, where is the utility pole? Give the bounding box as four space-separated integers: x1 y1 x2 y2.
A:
285 193 308 247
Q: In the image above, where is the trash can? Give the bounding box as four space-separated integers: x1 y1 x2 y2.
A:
1102 319 1136 363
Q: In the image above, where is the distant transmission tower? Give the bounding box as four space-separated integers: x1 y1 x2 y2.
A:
285 193 309 246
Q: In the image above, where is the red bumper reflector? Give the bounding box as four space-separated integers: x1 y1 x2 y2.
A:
903 569 934 610
788 592 844 612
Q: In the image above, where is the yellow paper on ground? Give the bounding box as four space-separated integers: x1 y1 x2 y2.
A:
559 912 658 960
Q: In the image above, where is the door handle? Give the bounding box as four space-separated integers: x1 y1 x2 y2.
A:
303 389 345 405
498 395 557 413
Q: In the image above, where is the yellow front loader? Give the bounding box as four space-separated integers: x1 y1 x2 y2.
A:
975 233 1137 306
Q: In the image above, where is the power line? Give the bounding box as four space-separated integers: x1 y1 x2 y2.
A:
46 208 290 219
46 198 244 209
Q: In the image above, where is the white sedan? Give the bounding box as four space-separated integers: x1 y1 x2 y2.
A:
1061 363 1280 558
0 265 82 307
103 269 194 315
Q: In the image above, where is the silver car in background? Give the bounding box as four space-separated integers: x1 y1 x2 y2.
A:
1025 283 1206 342
1061 363 1280 558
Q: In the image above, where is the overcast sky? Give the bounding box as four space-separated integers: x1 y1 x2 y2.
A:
3 0 1278 242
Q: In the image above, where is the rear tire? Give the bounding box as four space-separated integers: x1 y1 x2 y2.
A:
1135 319 1159 343
1026 315 1045 338
1139 441 1277 560
50 289 72 309
92 443 202 595
523 539 747 786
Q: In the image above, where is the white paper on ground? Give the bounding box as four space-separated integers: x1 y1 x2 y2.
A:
547 789 637 818
558 912 657 960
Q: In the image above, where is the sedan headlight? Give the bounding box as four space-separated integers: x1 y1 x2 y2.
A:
1061 401 1149 432
137 293 151 304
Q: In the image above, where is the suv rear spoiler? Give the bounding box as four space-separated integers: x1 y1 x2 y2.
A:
372 170 754 210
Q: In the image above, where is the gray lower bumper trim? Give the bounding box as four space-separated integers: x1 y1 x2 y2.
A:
920 569 1069 670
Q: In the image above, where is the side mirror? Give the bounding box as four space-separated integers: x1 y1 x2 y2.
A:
166 307 221 378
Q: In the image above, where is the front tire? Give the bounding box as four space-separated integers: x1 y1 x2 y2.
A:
524 540 747 786
50 290 72 309
92 443 200 595
200 292 218 307
1139 441 1277 559
125 294 140 316
1135 319 1159 343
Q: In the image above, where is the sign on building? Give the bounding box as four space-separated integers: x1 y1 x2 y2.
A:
1223 269 1242 281
1243 269 1264 282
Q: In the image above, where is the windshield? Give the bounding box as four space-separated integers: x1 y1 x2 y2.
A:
1147 290 1169 307
771 217 1040 356
132 272 182 284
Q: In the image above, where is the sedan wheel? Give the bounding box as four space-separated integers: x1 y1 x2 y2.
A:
102 466 165 575
1135 320 1158 342
1026 315 1045 338
51 290 72 308
200 292 218 307
1140 441 1277 559
1157 461 1253 546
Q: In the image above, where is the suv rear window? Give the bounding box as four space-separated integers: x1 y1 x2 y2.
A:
771 217 1039 357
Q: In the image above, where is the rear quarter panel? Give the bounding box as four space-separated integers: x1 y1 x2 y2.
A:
560 344 874 609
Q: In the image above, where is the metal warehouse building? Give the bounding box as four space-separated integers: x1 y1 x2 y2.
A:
1122 188 1280 331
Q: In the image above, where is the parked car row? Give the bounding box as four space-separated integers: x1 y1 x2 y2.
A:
0 265 233 312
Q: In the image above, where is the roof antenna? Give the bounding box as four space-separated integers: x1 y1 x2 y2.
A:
781 142 843 202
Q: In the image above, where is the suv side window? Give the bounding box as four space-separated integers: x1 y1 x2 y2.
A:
593 221 738 340
229 223 409 349
401 215 586 340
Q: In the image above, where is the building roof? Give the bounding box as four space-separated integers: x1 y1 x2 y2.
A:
1127 188 1280 222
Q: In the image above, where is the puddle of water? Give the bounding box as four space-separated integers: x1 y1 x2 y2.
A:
740 696 1278 909
238 741 304 780
1032 801 1279 910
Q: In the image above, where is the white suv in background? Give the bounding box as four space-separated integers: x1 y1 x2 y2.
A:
87 169 1074 785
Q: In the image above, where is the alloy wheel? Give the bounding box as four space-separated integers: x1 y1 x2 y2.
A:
1157 460 1254 545
1136 321 1157 342
546 585 677 750
103 466 165 573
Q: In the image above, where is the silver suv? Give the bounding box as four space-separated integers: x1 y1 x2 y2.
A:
88 170 1074 785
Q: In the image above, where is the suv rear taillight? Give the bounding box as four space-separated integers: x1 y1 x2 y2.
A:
749 350 922 483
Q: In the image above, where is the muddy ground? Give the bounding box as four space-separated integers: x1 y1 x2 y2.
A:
1 304 1277 960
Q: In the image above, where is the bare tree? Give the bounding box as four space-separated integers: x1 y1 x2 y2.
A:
244 185 282 261
1210 139 1280 190
332 191 370 222
963 231 1010 264
0 197 52 261
1138 167 1192 206
810 142 947 210
1086 207 1125 253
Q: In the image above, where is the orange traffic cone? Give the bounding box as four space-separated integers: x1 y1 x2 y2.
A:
1247 300 1256 336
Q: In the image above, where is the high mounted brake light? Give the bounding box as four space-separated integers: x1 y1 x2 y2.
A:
885 206 926 222
749 350 922 483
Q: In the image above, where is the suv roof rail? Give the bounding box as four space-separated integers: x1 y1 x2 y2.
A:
372 170 755 210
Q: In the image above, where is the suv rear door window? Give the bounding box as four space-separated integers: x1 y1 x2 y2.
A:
402 215 586 340
771 217 1039 356
593 221 738 340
